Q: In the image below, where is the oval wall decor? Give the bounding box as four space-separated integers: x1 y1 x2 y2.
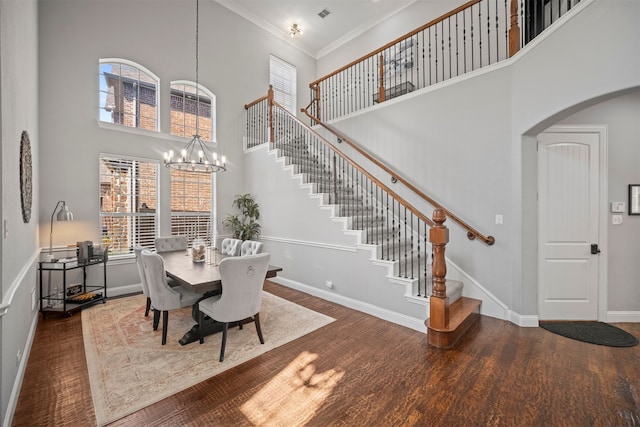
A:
20 130 33 223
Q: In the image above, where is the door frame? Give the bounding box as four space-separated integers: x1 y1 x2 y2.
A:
537 125 608 321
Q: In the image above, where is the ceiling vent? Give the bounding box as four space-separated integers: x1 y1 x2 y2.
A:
318 8 331 19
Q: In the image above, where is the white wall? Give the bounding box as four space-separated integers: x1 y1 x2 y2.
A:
36 0 316 288
0 0 40 424
249 0 640 321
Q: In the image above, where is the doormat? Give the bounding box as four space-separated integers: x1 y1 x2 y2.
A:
539 321 638 347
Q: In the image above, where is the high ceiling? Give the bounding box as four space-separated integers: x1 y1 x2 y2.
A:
214 0 417 58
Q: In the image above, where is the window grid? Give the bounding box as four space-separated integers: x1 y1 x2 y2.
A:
170 82 215 142
99 60 159 131
99 155 158 255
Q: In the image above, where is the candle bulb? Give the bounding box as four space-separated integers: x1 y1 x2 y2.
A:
221 155 226 165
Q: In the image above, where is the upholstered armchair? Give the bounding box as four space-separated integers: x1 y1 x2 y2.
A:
134 246 152 317
198 253 271 361
154 236 188 253
220 238 242 256
141 250 204 345
240 240 263 256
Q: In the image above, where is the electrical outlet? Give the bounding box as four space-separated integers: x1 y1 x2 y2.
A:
612 214 623 225
325 280 334 289
495 214 503 225
16 349 22 366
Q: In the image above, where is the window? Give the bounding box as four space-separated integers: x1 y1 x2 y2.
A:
99 155 158 255
170 81 216 141
270 55 297 114
170 169 214 246
99 59 159 131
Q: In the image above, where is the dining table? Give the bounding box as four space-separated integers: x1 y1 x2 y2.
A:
159 249 283 345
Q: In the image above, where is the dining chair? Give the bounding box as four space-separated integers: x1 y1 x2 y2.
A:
198 253 271 361
141 249 204 345
134 246 152 317
220 238 242 256
240 240 263 256
154 235 188 253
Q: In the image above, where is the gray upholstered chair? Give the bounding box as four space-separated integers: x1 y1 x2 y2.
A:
154 235 188 253
240 240 263 257
198 253 271 361
141 250 204 345
220 238 242 256
134 246 152 317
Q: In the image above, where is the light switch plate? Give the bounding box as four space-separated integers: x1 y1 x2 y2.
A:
611 202 625 213
612 214 623 225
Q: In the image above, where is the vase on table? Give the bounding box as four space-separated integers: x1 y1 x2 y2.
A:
191 238 206 263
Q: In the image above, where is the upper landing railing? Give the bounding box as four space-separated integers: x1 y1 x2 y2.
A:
305 0 581 122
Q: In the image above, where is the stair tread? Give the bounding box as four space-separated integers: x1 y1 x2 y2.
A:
426 297 481 332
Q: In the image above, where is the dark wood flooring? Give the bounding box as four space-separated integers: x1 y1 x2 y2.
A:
12 281 640 426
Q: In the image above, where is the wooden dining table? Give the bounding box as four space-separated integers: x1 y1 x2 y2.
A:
159 250 283 345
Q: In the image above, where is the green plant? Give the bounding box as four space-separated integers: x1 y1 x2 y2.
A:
222 193 261 241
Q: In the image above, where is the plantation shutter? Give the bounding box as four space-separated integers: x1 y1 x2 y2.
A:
269 55 296 114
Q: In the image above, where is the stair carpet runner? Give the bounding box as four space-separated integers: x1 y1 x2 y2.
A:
272 135 463 305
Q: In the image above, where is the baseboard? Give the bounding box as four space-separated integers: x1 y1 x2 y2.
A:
270 276 427 333
507 310 539 327
607 311 640 323
108 283 142 298
4 307 39 427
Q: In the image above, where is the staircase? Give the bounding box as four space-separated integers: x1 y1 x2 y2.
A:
245 87 487 348
272 133 468 313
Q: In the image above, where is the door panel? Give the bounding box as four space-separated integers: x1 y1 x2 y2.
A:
538 132 599 320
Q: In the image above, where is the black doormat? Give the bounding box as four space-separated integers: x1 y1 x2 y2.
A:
539 321 638 347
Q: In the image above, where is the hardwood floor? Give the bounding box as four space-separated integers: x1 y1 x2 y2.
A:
12 281 640 426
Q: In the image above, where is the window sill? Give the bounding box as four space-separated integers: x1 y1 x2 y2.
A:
96 120 193 144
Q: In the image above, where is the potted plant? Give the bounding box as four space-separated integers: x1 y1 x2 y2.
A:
222 193 261 241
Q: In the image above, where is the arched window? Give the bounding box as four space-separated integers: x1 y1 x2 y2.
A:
99 59 159 131
170 81 216 142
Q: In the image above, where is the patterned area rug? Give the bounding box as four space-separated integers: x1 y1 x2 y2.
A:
82 292 335 426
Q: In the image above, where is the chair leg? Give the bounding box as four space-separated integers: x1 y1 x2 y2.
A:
145 297 151 317
161 311 169 345
219 323 229 362
254 313 265 344
198 310 205 344
153 309 160 330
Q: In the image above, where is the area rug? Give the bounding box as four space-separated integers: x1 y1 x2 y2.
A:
539 321 639 347
82 292 335 426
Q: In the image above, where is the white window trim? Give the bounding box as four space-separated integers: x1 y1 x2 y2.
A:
99 152 160 259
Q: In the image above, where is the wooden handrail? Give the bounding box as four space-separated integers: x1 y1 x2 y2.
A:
261 97 435 228
309 0 483 88
244 94 268 110
301 107 495 246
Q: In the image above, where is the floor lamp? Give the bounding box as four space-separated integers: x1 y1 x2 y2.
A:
46 201 74 307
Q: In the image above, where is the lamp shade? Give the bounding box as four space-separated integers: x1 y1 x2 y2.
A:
56 205 74 221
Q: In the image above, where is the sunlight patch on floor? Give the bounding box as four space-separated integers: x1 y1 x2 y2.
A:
241 351 345 425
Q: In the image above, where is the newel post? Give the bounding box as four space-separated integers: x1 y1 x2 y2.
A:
267 84 275 143
508 0 521 57
429 208 449 329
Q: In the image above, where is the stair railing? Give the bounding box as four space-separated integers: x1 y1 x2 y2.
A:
305 0 580 122
301 107 495 246
246 87 443 298
306 0 517 122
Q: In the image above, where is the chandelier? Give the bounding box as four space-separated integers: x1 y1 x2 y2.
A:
289 23 303 37
164 0 226 174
